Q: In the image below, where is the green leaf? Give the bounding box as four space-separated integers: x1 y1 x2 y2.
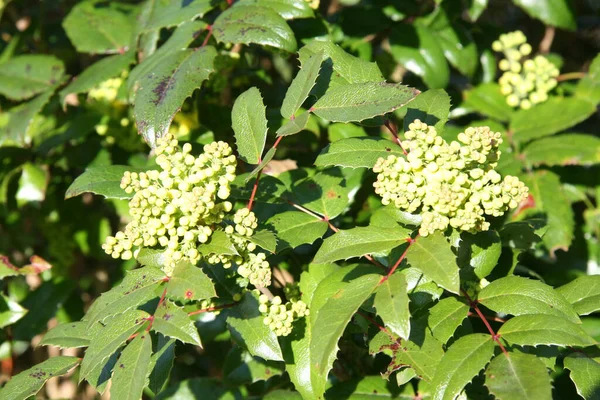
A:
133 46 216 147
16 163 47 205
407 234 460 294
312 82 418 122
576 54 600 104
239 0 314 19
310 265 381 398
225 347 284 385
428 297 469 344
63 1 135 54
137 248 167 269
156 378 240 399
226 292 283 361
0 55 64 101
40 321 90 348
213 5 297 53
510 98 596 143
458 230 501 279
325 375 404 399
153 300 201 346
315 137 405 169
314 225 412 264
148 334 176 395
291 169 351 219
0 87 58 148
110 333 153 400
81 310 150 391
199 229 239 257
65 165 146 200
468 0 488 21
478 276 580 323
375 273 410 339
232 87 268 165
522 133 600 167
266 211 328 250
244 147 277 183
557 275 600 316
0 294 27 329
166 261 216 302
370 204 422 228
401 89 451 134
276 111 312 137
498 315 597 347
431 334 495 400
389 25 449 89
246 229 278 253
0 356 80 400
59 50 135 106
564 349 600 400
138 0 215 32
281 51 323 119
84 267 165 325
523 170 574 255
485 352 552 400
463 83 514 122
512 0 575 30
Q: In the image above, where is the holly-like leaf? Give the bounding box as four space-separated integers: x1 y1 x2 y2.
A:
40 321 90 348
0 294 27 329
313 225 412 264
389 25 449 89
374 273 410 339
314 137 405 169
63 1 135 54
244 147 277 183
576 53 600 104
401 88 451 134
431 334 495 400
523 170 575 255
407 234 460 294
281 51 322 119
81 310 149 391
240 0 314 20
276 111 312 137
166 261 216 302
198 229 239 257
510 97 596 144
458 230 501 279
522 133 600 167
148 334 176 395
225 347 284 385
133 46 216 147
65 165 147 200
0 55 65 101
512 0 576 30
310 265 381 398
213 5 297 53
311 82 418 122
498 315 596 347
557 275 600 316
153 300 201 346
232 87 268 165
246 229 278 253
291 169 351 219
59 50 135 106
84 267 165 325
463 83 514 122
370 204 422 228
564 349 600 400
226 292 283 361
478 276 580 323
485 352 552 400
0 356 80 400
110 333 153 400
137 0 215 32
266 211 328 250
428 297 469 344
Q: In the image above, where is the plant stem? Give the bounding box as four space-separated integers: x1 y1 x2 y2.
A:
384 120 407 155
188 302 238 316
462 289 508 356
201 25 213 47
557 72 586 82
379 237 416 284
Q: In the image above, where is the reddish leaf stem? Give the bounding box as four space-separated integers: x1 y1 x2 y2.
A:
384 120 407 155
357 311 392 336
462 289 508 356
146 287 168 332
201 25 213 47
379 237 416 284
467 311 506 323
247 136 284 212
188 302 238 316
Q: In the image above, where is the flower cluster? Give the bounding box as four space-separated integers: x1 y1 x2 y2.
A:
373 120 528 236
102 133 272 287
493 30 559 109
88 77 123 104
259 294 309 337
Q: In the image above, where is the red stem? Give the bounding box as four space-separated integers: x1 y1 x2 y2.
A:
462 289 509 356
357 311 392 336
146 287 168 332
247 136 284 212
201 25 213 47
379 237 416 284
188 302 238 316
384 120 407 155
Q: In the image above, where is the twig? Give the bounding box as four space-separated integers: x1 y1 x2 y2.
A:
538 26 555 54
557 72 586 82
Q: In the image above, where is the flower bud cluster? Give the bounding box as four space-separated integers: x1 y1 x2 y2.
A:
258 294 309 337
101 133 272 287
373 120 528 236
492 30 559 109
88 77 123 104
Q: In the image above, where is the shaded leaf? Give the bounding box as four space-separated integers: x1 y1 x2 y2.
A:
65 165 146 200
370 204 422 228
513 0 575 30
232 87 268 165
148 334 176 395
199 229 239 257
522 133 600 167
458 230 501 279
576 54 600 104
291 169 351 219
464 83 514 122
153 300 201 346
166 261 216 302
225 347 284 385
40 321 90 349
498 315 596 347
246 229 278 253
156 377 240 399
213 5 297 53
315 137 405 169
557 275 600 316
407 234 460 294
266 211 328 250
401 89 451 134
485 352 552 400
564 349 600 400
240 0 314 20
138 0 215 31
0 294 27 329
374 273 410 339
428 297 469 344
0 55 64 101
276 111 312 137
110 333 153 400
281 51 322 119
